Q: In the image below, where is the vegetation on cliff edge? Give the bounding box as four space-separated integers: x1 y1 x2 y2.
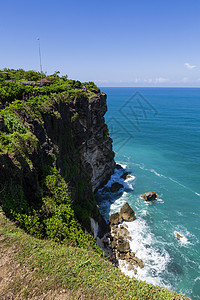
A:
0 68 102 252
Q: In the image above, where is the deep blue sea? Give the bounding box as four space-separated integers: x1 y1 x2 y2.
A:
96 88 200 299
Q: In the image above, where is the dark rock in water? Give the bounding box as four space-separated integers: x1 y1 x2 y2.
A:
109 212 122 225
141 191 157 201
120 202 135 222
116 164 123 170
121 172 131 180
110 182 124 192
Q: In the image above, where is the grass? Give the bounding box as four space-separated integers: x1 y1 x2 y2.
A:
0 212 189 300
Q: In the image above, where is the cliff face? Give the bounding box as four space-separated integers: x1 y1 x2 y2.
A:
71 92 115 191
0 88 115 238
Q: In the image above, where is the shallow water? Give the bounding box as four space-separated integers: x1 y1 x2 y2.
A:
96 87 200 299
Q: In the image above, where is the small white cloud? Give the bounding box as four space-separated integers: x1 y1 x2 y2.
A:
155 77 169 83
182 77 189 82
143 78 153 83
184 63 196 69
134 78 141 83
94 79 109 83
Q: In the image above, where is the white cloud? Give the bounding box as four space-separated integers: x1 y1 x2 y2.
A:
184 62 196 69
182 77 189 82
155 77 169 83
134 78 141 83
94 79 109 83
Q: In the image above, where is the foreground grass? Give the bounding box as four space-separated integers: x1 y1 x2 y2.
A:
0 213 188 299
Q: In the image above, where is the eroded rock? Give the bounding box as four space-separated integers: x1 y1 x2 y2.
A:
141 191 157 201
117 235 130 253
121 172 131 180
176 233 183 240
116 164 123 170
109 212 122 225
120 202 135 222
110 182 124 192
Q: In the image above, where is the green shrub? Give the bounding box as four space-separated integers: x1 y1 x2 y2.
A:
4 113 26 134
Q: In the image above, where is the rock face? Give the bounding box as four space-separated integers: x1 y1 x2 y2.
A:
110 182 124 192
116 164 123 170
121 172 131 180
71 93 115 191
120 202 135 222
109 212 122 226
141 191 157 201
109 202 135 225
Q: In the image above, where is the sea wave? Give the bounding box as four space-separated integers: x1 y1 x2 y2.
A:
133 162 200 198
99 164 135 192
119 217 171 287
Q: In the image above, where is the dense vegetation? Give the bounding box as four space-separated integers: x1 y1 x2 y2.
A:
0 69 188 299
0 68 101 253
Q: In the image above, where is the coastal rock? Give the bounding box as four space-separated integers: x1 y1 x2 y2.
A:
132 257 144 268
120 202 135 222
121 172 131 180
176 233 183 240
109 212 122 225
117 235 130 253
118 225 129 237
127 264 137 274
141 191 157 201
116 164 123 170
110 182 124 192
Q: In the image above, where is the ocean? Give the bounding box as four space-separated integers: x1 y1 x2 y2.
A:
95 87 200 299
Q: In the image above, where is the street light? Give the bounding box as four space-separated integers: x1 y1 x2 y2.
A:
37 38 43 85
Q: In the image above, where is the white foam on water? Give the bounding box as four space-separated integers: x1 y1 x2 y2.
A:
119 163 127 169
150 169 167 178
134 161 200 198
103 166 135 191
118 217 171 287
125 175 136 182
194 276 200 282
110 192 128 212
156 198 164 204
174 231 191 246
177 211 183 216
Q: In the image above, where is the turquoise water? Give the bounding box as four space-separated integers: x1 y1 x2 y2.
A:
96 88 200 299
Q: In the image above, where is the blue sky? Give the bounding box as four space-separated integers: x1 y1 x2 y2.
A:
1 0 200 87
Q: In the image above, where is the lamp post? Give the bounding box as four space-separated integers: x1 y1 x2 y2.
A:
37 38 43 85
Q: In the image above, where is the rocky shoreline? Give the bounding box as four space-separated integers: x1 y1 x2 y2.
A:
96 165 159 276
